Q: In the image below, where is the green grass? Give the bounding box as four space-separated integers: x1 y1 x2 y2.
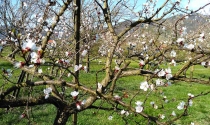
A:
0 104 57 125
0 58 210 125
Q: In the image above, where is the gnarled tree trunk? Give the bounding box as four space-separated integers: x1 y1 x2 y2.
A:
54 108 70 125
54 104 76 125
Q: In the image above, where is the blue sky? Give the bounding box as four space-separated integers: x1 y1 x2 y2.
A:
11 0 210 11
129 0 210 14
10 0 210 15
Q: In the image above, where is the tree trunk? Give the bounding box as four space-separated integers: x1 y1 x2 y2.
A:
73 0 81 125
54 107 71 125
86 49 90 73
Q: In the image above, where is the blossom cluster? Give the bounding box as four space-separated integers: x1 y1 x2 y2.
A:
142 0 158 17
177 93 194 110
155 67 173 80
43 87 52 99
120 109 129 116
135 101 143 113
70 91 86 110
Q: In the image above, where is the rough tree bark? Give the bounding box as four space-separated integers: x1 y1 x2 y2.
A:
53 103 76 125
73 0 81 124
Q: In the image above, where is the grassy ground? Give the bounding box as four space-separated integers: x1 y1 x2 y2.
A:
0 59 209 125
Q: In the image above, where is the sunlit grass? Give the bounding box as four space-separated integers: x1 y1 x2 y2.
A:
0 57 209 124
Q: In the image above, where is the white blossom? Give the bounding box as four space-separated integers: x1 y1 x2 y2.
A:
71 91 79 99
120 110 126 115
150 101 158 109
186 44 195 50
120 109 129 116
114 66 120 72
114 95 121 100
81 49 88 56
14 62 24 68
23 2 27 7
135 101 143 106
139 60 145 66
189 99 193 106
165 68 171 74
188 93 194 98
170 50 176 57
84 66 87 72
150 84 154 90
76 103 81 110
170 59 176 66
37 17 43 23
165 68 172 80
67 73 71 77
108 116 113 120
38 68 43 74
190 122 195 125
200 33 205 39
163 96 168 103
158 69 165 77
156 79 164 86
150 101 155 105
125 111 129 116
201 62 206 66
43 87 52 99
97 83 103 92
140 81 149 91
176 38 185 45
160 114 165 119
177 101 185 110
30 52 39 59
81 100 86 105
135 105 143 113
171 111 176 116
166 73 172 80
22 39 37 51
28 64 34 68
74 64 83 72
